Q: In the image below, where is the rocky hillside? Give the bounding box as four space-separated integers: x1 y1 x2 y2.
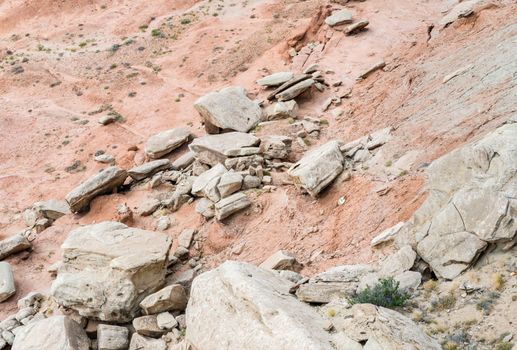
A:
0 0 516 349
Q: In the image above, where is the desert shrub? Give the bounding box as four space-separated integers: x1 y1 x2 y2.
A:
349 277 410 308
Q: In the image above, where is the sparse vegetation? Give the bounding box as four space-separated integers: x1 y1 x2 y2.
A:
423 279 438 291
491 272 504 290
180 18 191 25
151 29 163 37
349 277 411 308
430 294 456 311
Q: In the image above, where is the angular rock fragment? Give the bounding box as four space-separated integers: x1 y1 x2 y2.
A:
275 78 315 101
128 159 171 181
259 250 297 271
439 0 481 28
288 140 344 197
12 316 90 350
357 60 386 80
379 245 416 276
0 234 31 260
0 262 15 302
186 261 335 349
157 311 178 330
129 333 167 350
65 166 127 213
325 10 353 26
195 198 215 219
265 100 298 120
133 315 167 338
256 72 294 87
225 155 264 171
51 222 172 322
189 132 260 166
260 135 292 159
178 229 196 249
242 175 261 190
139 284 188 315
144 128 190 159
217 172 243 198
214 192 251 220
97 324 129 350
191 164 227 200
194 87 262 133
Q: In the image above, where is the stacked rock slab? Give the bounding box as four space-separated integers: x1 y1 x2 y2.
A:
12 316 90 350
189 132 260 166
51 221 172 322
194 87 262 133
65 166 127 213
186 261 335 350
288 140 344 197
412 123 517 279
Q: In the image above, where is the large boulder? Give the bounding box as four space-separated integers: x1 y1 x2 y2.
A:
65 166 127 213
331 304 440 349
144 128 190 159
12 316 90 350
189 132 260 166
413 123 517 279
288 140 344 197
51 222 172 322
186 261 335 350
194 87 262 133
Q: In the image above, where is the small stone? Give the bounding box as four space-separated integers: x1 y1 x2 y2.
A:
265 100 298 120
178 229 196 249
155 216 171 231
0 262 16 302
156 312 178 330
2 330 14 345
172 151 196 170
128 159 171 181
139 198 161 216
303 64 319 74
242 175 261 190
95 154 115 164
133 315 166 338
174 247 189 259
214 192 251 220
357 60 386 80
345 20 369 35
97 324 129 350
0 234 31 260
259 250 297 271
275 79 315 101
139 284 188 314
195 198 215 219
98 115 116 125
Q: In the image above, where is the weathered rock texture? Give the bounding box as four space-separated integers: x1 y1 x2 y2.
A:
189 132 260 166
411 123 517 279
288 140 344 197
144 128 190 159
12 316 90 350
51 221 172 322
186 261 335 350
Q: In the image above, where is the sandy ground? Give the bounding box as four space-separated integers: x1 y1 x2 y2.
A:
1 0 515 323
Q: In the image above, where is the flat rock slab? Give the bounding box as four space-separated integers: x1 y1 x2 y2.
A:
51 221 172 322
325 10 353 26
189 132 260 166
129 333 166 350
265 100 298 120
259 250 297 271
172 151 196 170
256 72 294 87
275 78 315 101
0 262 15 302
288 140 344 197
194 86 262 133
65 166 127 213
214 192 251 220
0 234 31 260
191 163 228 200
144 128 190 159
33 199 70 220
186 261 335 350
12 316 90 350
128 159 171 181
133 315 167 338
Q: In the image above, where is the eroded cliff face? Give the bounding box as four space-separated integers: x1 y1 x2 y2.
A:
0 0 516 347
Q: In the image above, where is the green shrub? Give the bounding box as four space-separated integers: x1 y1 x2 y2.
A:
349 277 410 308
